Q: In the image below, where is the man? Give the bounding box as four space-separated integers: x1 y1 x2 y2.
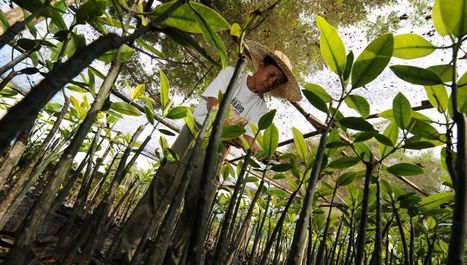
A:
113 40 301 264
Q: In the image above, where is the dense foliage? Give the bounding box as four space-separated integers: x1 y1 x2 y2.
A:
0 0 465 265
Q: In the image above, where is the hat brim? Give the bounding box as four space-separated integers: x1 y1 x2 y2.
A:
244 40 302 102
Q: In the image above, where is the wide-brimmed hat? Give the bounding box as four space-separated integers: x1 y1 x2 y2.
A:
244 40 302 102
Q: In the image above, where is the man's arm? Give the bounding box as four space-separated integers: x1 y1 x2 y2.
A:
207 97 258 151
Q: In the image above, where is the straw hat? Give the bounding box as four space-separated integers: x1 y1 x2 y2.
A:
244 40 302 102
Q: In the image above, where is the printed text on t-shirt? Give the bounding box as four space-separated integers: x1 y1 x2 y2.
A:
231 97 245 114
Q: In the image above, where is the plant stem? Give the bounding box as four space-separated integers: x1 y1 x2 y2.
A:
447 40 467 265
188 57 246 265
355 162 375 265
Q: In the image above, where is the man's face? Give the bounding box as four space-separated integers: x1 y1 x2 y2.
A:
253 64 286 93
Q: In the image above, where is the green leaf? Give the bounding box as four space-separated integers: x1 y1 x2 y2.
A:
419 191 454 210
315 16 346 76
393 93 412 129
390 65 443 86
136 39 165 58
64 33 86 59
303 83 332 102
432 0 449 36
409 119 440 140
220 125 246 141
166 106 188 119
403 141 435 150
110 102 142 116
393 33 436 59
328 156 360 169
132 84 145 100
344 95 370 117
159 129 176 136
230 23 241 38
336 171 357 186
17 38 40 51
160 70 169 110
339 117 374 131
352 33 393 89
425 85 448 113
189 2 228 68
292 127 308 161
243 176 258 183
302 89 328 113
76 0 107 24
99 44 135 63
258 109 276 131
144 105 154 124
387 163 424 176
375 134 394 146
262 124 279 158
380 122 399 157
428 64 454 82
154 1 230 33
271 163 293 172
343 51 354 81
119 44 135 63
326 128 343 157
163 27 219 67
49 8 68 31
438 0 467 38
353 131 378 142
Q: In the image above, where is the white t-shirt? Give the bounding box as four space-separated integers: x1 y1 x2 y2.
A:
192 66 268 137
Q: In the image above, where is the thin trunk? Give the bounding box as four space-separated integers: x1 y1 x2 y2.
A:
287 130 330 265
0 50 31 76
142 110 214 265
0 98 68 227
344 209 355 265
225 173 267 264
260 176 305 265
72 127 102 218
61 125 144 265
248 195 270 265
87 151 120 211
52 149 91 210
4 55 122 265
189 58 246 265
0 135 67 231
305 216 313 265
78 179 138 264
373 174 382 265
228 176 248 243
0 122 32 188
447 41 467 265
409 217 414 265
306 216 314 265
272 223 283 265
393 204 409 265
213 153 252 264
84 141 114 215
56 127 102 247
0 69 17 91
370 214 394 265
316 183 338 265
355 162 375 265
330 218 343 265
336 229 348 265
423 226 438 265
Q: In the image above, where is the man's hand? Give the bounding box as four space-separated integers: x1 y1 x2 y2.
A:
226 137 243 148
256 150 281 164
